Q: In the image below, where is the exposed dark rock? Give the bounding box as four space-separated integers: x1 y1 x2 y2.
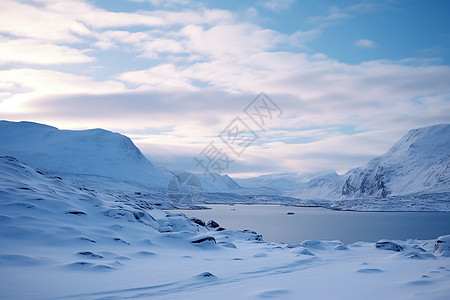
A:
196 272 217 278
114 238 130 245
375 241 403 252
342 166 391 198
206 220 220 229
434 235 450 257
239 230 263 241
78 251 103 259
66 211 87 215
191 236 216 244
79 237 96 243
191 217 206 226
133 211 145 220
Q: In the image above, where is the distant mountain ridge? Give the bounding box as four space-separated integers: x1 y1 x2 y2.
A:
1 121 448 200
238 124 450 200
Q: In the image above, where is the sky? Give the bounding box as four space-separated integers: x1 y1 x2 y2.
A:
0 0 449 179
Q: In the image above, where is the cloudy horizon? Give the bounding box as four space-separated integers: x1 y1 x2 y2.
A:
1 0 449 178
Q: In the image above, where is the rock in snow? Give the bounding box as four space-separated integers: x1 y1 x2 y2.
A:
435 235 450 257
375 240 404 252
206 220 220 229
191 236 217 247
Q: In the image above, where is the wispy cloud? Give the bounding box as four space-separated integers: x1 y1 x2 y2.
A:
130 0 192 7
354 38 376 49
0 0 91 42
262 0 296 12
308 2 385 28
0 37 94 65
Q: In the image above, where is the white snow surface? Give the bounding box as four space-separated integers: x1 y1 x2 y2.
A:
1 156 450 299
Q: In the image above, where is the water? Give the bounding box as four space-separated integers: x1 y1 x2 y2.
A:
173 205 450 244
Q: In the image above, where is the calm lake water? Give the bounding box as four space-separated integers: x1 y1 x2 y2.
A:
173 205 450 244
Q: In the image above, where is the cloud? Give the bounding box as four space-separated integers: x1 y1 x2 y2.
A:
308 12 350 27
93 30 185 58
179 23 285 58
44 1 233 29
308 2 385 28
0 0 91 42
0 68 125 114
416 46 446 57
93 22 309 62
1 0 449 177
355 39 376 49
130 0 192 7
262 0 296 12
0 0 234 48
2 75 449 175
118 64 197 90
0 37 94 65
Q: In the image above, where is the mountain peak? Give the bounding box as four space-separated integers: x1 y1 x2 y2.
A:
388 124 450 159
342 124 450 198
0 121 165 186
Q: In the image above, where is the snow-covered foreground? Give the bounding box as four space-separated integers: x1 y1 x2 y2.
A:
1 156 450 299
2 236 450 300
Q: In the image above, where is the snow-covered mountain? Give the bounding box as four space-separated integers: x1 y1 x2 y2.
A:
236 172 332 192
0 121 241 193
1 121 447 202
0 121 169 187
241 124 450 201
340 124 450 199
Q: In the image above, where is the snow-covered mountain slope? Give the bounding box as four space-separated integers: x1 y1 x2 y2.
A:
246 124 450 201
0 121 242 193
235 172 334 193
289 172 344 200
0 121 170 187
341 124 450 198
1 155 450 299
